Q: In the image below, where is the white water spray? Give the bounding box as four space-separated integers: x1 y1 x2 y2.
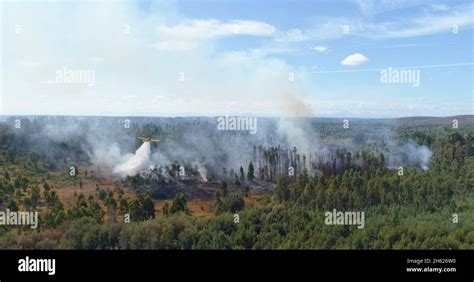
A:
113 142 152 177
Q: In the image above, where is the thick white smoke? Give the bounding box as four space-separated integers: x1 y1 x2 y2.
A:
275 92 323 156
403 140 432 171
377 133 433 171
113 142 152 177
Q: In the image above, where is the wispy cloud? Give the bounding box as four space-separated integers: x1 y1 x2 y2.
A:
313 62 474 73
272 2 473 45
356 0 426 16
18 60 41 68
273 18 360 43
428 4 450 12
383 42 455 48
153 19 276 51
156 19 276 39
311 45 328 53
365 3 474 38
152 40 197 51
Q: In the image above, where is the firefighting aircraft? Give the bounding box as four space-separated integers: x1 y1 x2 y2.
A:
138 136 160 143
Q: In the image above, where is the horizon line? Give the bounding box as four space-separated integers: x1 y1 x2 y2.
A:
0 114 473 119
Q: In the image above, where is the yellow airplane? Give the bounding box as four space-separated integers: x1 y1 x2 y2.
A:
138 136 160 143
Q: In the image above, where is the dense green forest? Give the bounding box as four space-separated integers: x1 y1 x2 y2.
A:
0 117 472 249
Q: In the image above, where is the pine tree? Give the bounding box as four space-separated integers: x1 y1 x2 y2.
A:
275 174 290 203
170 193 189 215
247 162 255 181
162 202 170 217
234 175 241 188
220 180 228 196
214 191 225 215
105 196 117 222
142 193 155 219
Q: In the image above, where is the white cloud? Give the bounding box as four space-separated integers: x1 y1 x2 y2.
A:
274 28 312 43
232 20 276 36
249 44 297 57
273 18 361 43
152 40 197 51
341 53 369 66
18 60 41 68
156 19 275 39
311 45 328 53
356 0 425 16
153 19 277 52
429 4 450 12
88 57 105 63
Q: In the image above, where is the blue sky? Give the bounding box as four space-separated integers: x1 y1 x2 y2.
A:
1 0 473 117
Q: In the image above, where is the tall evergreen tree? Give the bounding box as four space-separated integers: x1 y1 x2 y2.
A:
247 162 255 181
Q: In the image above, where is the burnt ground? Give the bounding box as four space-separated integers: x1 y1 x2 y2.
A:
147 177 275 201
